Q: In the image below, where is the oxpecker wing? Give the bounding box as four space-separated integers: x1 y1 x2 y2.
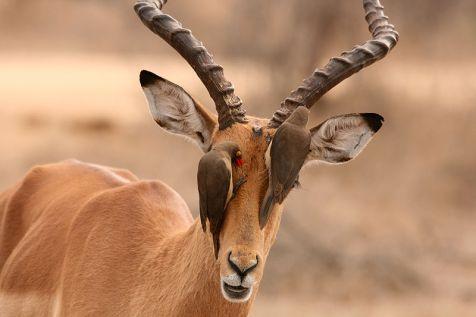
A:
260 107 311 228
197 142 241 258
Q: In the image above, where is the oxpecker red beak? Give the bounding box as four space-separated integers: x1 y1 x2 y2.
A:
235 158 244 167
234 150 244 167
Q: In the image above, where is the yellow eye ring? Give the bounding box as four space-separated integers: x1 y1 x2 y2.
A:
236 150 242 157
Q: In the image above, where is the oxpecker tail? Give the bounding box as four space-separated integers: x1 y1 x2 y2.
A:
259 188 275 229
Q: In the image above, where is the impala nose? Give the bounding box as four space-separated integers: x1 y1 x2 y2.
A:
227 251 259 277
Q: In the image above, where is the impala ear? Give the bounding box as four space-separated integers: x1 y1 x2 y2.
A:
306 113 384 164
140 70 217 152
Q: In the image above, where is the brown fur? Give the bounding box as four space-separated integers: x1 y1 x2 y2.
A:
0 117 284 316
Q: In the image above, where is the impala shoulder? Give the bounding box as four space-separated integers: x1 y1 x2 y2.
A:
126 180 187 204
75 179 193 227
20 159 137 187
60 159 139 184
127 180 192 222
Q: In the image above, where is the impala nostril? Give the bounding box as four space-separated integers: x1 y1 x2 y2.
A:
228 252 259 277
244 256 258 275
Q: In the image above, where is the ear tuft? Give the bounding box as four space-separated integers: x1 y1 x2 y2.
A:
140 70 161 87
361 113 384 133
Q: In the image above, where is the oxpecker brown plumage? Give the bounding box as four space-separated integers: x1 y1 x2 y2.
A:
260 107 311 228
198 142 243 258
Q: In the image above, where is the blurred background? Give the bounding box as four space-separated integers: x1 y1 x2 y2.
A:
1 0 475 316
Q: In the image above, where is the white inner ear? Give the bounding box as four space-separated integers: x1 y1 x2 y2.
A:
307 114 379 165
142 80 214 152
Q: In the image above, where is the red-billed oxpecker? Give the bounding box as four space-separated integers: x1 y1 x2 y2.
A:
260 106 311 228
198 142 244 258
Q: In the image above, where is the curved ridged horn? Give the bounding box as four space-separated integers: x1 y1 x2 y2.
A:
135 0 247 130
269 0 399 128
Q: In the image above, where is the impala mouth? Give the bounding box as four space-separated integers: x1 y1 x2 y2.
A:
221 281 252 302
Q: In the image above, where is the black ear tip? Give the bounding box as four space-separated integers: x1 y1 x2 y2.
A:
139 70 160 87
361 113 384 132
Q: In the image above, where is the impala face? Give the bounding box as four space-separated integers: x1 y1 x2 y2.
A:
136 0 397 304
141 71 385 303
213 123 273 302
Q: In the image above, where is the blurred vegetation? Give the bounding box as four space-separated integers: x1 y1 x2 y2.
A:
1 0 475 111
2 0 476 57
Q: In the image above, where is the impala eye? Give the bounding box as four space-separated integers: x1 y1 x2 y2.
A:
233 177 247 195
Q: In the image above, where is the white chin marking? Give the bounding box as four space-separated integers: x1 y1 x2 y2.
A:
220 281 253 303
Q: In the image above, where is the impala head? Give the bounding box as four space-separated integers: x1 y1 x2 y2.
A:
135 0 398 303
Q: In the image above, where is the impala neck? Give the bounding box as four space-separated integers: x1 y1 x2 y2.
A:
136 207 284 316
136 220 248 316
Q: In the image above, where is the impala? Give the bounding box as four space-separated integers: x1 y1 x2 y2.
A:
0 0 398 316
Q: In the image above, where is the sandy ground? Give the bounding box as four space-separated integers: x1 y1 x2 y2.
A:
251 297 476 317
